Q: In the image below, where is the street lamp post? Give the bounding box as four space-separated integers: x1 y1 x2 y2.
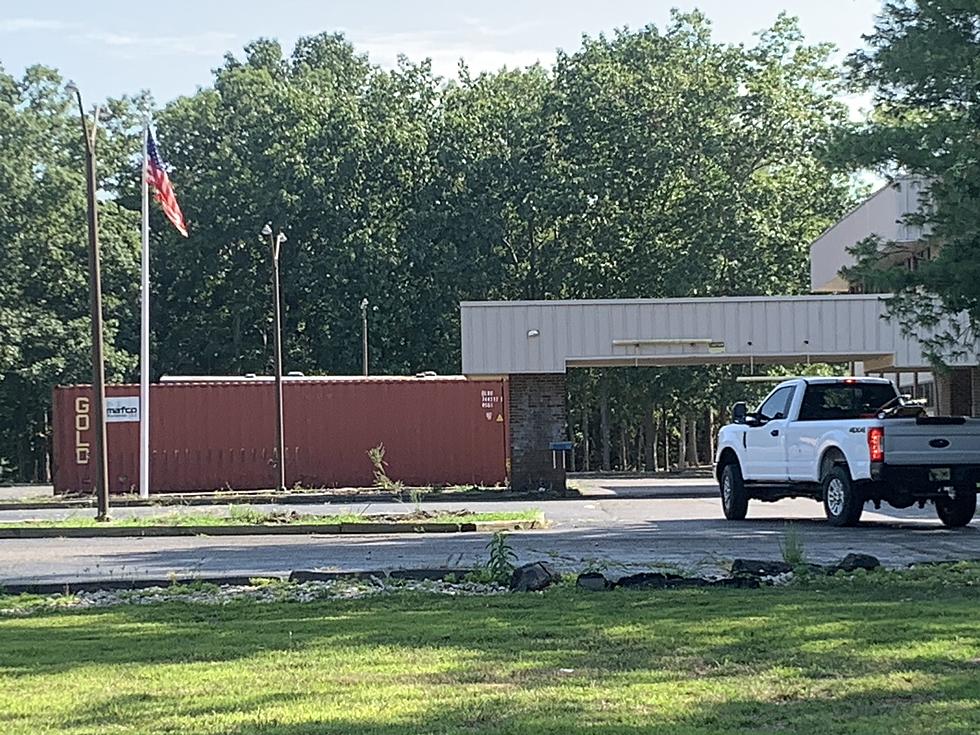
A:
262 223 287 492
360 298 369 376
68 82 110 521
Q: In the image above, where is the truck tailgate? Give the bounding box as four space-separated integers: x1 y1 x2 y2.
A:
884 417 980 465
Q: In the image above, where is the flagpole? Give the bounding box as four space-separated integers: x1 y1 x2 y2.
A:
139 123 151 499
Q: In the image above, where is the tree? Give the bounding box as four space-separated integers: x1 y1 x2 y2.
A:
552 13 851 464
0 15 852 481
553 12 849 301
0 65 141 480
152 36 451 377
839 0 980 362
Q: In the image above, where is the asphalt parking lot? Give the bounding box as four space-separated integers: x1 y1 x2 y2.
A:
0 477 976 585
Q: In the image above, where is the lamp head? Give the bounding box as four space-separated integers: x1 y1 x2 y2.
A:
260 223 273 237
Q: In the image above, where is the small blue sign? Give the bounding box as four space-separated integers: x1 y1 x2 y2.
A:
550 441 573 451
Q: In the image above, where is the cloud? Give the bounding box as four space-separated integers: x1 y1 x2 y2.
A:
0 17 235 58
841 90 873 122
348 28 554 78
458 16 546 40
0 18 69 33
79 30 238 58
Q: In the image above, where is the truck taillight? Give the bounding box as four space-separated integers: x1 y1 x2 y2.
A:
868 427 884 463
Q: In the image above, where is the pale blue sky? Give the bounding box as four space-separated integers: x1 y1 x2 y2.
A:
1 0 881 103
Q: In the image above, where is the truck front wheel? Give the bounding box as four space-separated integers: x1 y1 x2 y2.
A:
822 465 863 527
720 463 749 521
935 489 977 528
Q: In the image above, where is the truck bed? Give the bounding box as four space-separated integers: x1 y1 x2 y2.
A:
883 416 980 466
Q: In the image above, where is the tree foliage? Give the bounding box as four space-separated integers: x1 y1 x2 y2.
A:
0 13 850 480
0 65 141 480
838 0 980 362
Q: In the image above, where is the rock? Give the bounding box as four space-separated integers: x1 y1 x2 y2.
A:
834 553 881 573
510 562 559 592
769 572 795 586
730 559 792 577
710 576 761 589
614 571 685 589
669 577 713 588
576 572 610 591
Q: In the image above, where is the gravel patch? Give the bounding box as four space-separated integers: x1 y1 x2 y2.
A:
0 577 507 615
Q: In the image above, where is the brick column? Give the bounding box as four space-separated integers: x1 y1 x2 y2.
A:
936 367 974 416
508 373 567 492
972 368 980 417
937 372 950 415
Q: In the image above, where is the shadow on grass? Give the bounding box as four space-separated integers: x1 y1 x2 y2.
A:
2 583 978 679
3 567 980 734
55 691 307 732
18 674 980 735
212 678 980 735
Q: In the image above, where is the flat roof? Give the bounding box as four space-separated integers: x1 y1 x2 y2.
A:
461 294 888 308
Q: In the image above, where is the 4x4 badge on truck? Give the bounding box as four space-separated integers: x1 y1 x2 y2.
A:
849 426 866 433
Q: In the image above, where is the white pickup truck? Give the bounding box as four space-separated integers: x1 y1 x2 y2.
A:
714 377 980 527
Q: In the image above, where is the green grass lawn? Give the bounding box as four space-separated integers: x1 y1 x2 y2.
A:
1 566 978 734
0 507 542 529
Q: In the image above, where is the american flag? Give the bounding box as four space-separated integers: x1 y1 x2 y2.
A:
147 130 188 237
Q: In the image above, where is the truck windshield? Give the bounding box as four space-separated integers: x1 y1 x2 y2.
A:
798 383 898 421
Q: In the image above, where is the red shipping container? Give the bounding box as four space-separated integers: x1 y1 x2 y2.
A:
52 377 508 494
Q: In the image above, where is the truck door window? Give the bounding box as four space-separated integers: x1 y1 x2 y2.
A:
758 386 795 421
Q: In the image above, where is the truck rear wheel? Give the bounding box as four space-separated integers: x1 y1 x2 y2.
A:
720 463 748 520
935 489 977 528
822 465 863 527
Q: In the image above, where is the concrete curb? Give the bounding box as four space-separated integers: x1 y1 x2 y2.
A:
0 488 730 512
0 491 564 512
568 469 715 479
567 488 718 499
0 518 542 540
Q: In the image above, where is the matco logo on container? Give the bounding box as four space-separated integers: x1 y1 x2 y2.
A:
105 396 140 423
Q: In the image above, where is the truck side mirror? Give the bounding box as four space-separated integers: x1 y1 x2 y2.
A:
732 401 748 424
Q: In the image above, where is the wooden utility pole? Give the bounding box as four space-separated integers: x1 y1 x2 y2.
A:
69 83 110 521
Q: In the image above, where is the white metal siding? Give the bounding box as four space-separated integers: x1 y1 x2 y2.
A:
810 176 930 293
461 295 978 375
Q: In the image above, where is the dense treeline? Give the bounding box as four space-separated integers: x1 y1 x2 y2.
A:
837 0 980 363
0 12 851 481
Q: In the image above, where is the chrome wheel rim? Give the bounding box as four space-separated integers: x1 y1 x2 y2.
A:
826 478 846 517
722 473 733 507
